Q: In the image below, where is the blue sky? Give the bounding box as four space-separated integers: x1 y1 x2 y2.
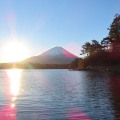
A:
0 0 120 62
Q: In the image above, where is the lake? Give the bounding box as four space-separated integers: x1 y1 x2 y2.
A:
0 69 120 120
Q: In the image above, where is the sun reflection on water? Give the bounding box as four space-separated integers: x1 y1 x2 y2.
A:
6 69 22 96
11 103 15 108
11 97 16 101
0 69 22 119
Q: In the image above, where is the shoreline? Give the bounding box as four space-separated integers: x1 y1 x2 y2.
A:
78 66 120 72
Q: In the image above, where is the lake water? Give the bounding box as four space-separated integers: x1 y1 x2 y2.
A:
0 69 120 120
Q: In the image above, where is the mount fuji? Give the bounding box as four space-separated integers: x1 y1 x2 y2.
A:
24 47 78 64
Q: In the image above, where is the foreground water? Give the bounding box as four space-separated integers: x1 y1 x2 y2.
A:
0 69 120 120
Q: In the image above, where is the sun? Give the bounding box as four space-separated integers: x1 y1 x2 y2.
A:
2 41 29 62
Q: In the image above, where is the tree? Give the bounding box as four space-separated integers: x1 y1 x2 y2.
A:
101 37 112 50
108 14 120 42
81 40 102 56
81 42 92 56
102 14 120 53
91 40 102 52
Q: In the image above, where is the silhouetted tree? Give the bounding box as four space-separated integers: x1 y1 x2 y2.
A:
108 14 120 42
102 14 120 53
78 13 120 69
81 40 102 56
91 39 102 52
101 37 112 50
81 42 92 56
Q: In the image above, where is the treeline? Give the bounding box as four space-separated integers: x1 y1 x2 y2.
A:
69 13 120 70
0 62 69 69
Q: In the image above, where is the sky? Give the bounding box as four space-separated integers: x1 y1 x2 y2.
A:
0 0 120 62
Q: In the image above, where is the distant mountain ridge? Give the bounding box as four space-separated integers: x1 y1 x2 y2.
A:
24 47 78 64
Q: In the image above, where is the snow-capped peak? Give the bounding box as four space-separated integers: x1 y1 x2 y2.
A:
41 46 77 58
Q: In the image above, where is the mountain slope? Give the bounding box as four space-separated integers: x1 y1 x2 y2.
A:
24 47 78 64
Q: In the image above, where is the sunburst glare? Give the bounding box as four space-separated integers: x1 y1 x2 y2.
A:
2 41 29 62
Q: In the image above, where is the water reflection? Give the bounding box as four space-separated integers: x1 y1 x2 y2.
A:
109 73 120 119
67 107 91 120
1 69 120 119
7 69 22 96
0 69 22 120
11 97 16 102
0 104 16 120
